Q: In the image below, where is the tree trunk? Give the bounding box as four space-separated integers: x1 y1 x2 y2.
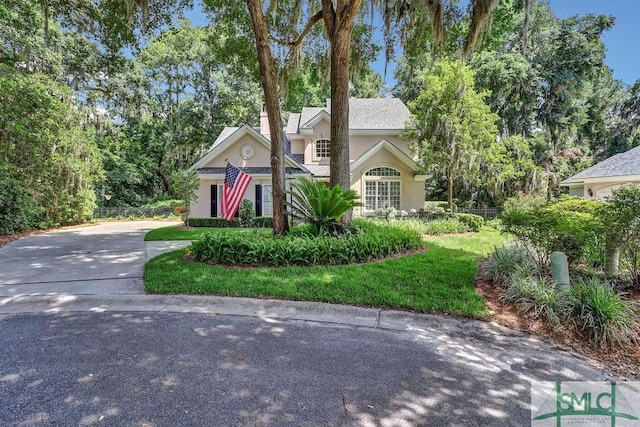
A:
247 0 289 235
605 246 619 276
521 0 530 56
323 0 362 223
447 168 453 211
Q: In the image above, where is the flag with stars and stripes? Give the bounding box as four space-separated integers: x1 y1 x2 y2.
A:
221 162 252 221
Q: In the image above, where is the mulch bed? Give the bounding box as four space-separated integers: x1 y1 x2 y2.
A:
475 261 640 379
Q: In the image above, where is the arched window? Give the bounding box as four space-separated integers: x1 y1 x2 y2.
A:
315 138 330 158
364 167 401 211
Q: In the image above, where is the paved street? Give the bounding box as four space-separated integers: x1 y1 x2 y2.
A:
0 310 604 427
0 222 607 426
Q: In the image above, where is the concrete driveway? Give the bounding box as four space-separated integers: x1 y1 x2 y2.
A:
0 221 180 296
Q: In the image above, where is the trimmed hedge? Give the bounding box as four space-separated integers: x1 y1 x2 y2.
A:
191 220 424 266
253 217 273 228
188 217 240 227
187 217 273 228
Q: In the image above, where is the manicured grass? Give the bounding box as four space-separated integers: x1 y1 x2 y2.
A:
144 226 512 318
144 225 271 241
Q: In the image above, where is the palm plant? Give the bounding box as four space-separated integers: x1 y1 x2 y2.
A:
287 177 362 236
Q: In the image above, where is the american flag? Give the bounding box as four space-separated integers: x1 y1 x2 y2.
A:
221 162 252 221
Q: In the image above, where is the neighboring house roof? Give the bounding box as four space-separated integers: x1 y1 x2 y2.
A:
190 124 308 173
289 98 411 134
561 145 640 185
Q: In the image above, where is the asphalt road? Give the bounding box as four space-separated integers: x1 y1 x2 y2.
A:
0 311 604 427
0 221 607 426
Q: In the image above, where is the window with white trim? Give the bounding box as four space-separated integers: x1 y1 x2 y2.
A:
263 185 273 216
315 138 330 158
364 167 401 211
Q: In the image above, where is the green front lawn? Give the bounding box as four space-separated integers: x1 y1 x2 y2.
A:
144 226 511 318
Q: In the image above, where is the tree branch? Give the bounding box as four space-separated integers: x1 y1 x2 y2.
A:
321 0 336 36
293 10 323 46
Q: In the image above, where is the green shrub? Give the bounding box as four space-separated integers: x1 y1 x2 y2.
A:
500 194 603 266
483 242 537 285
448 213 484 232
500 269 564 324
567 278 639 347
188 217 240 228
238 199 255 227
253 217 273 228
287 177 362 236
0 166 41 234
599 184 640 287
422 219 470 235
423 201 452 215
191 220 424 267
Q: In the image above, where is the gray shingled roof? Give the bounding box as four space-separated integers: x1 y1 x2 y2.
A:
209 127 240 150
285 113 301 134
563 145 640 182
298 107 326 130
303 164 330 177
197 167 308 175
292 98 411 133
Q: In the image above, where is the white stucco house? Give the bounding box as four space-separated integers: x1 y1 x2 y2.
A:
560 145 640 199
188 98 427 218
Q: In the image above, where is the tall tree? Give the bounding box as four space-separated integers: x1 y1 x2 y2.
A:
245 0 290 234
406 58 498 210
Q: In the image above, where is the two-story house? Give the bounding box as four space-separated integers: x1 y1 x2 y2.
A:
188 98 427 218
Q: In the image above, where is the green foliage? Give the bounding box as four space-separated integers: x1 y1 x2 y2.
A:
188 217 240 228
405 58 499 210
483 242 537 286
141 199 185 208
421 219 470 235
500 194 603 266
171 170 199 227
598 184 640 287
500 270 565 324
448 213 484 232
253 217 273 228
238 199 255 227
184 216 272 229
0 65 102 229
287 177 362 236
0 164 40 234
423 201 452 215
567 279 639 347
191 220 424 267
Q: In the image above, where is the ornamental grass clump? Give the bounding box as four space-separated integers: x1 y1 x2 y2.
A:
566 278 639 347
483 241 537 285
500 268 565 324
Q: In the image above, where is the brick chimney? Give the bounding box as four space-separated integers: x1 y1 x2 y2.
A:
260 103 270 135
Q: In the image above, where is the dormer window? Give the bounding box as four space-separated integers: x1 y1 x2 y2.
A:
315 138 330 159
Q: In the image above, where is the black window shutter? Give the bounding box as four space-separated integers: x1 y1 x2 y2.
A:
210 185 217 217
255 184 262 217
